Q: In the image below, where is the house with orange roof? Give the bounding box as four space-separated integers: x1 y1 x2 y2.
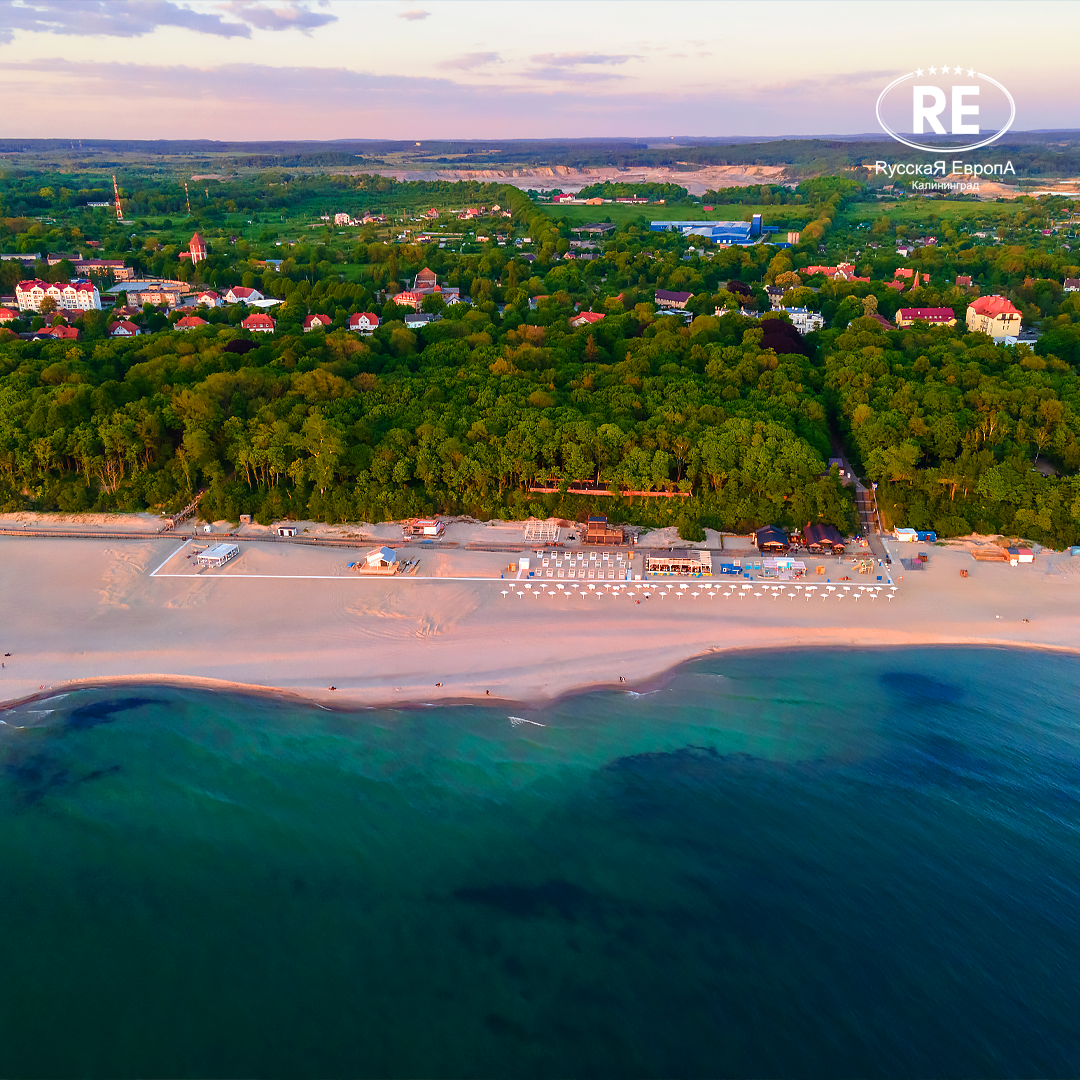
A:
175 315 208 330
965 295 1022 340
303 313 332 332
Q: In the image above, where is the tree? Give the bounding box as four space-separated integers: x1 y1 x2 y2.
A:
38 296 57 316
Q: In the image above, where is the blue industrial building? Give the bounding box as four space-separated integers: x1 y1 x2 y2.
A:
651 214 762 244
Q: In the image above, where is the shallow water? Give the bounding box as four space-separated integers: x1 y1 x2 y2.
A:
2 647 1080 1078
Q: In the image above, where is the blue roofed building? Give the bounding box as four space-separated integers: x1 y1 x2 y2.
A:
651 214 762 244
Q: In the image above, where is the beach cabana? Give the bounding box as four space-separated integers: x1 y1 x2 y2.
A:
755 526 789 553
365 546 399 570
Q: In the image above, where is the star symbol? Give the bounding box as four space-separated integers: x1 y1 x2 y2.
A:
915 67 924 76
967 68 975 77
939 65 951 74
929 66 937 74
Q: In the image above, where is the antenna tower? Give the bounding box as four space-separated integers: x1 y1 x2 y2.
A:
112 174 124 221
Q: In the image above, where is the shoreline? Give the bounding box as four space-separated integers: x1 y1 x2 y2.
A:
2 522 1078 716
5 637 1080 718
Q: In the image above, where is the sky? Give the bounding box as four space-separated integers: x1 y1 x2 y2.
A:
0 0 1077 142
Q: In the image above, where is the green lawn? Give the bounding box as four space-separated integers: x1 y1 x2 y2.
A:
538 200 817 229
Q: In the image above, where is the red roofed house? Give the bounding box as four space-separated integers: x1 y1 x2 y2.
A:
956 275 972 288
1063 278 1080 293
392 290 423 310
966 295 1022 340
0 306 17 324
349 312 379 335
223 286 264 305
894 268 914 279
175 315 207 330
35 324 80 340
303 313 332 332
196 290 219 307
884 280 905 292
413 267 437 290
895 307 956 328
569 311 606 328
241 313 275 334
109 320 141 337
188 232 207 265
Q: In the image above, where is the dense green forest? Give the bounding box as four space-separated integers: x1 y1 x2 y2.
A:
3 165 1080 546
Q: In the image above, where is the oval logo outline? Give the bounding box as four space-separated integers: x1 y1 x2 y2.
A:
876 71 1016 154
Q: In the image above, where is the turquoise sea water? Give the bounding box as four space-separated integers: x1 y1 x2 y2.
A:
2 647 1080 1078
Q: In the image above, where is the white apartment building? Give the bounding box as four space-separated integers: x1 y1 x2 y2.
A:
15 279 102 313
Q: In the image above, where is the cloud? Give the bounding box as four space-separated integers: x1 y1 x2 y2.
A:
397 8 430 19
528 53 636 67
438 51 499 71
218 2 337 33
0 0 336 42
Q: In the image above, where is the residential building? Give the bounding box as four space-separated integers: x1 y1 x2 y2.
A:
806 262 869 283
16 279 102 313
393 290 422 310
965 295 1022 340
781 307 825 334
33 325 80 340
72 259 131 279
655 289 693 310
895 307 956 328
196 290 219 307
569 311 606 328
414 267 437 290
333 213 353 226
175 315 207 330
108 320 140 337
0 306 17 323
348 312 380 335
404 312 438 329
765 285 785 308
303 313 332 332
222 286 264 304
956 275 973 288
241 313 275 333
1064 278 1080 293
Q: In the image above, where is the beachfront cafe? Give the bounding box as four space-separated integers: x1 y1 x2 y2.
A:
755 526 789 553
645 549 712 577
802 523 846 555
196 542 239 568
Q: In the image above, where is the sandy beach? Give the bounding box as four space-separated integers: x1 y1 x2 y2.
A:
1 516 1078 711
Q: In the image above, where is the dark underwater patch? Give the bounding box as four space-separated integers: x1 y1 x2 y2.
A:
880 671 963 705
453 878 594 921
3 753 121 806
66 696 160 731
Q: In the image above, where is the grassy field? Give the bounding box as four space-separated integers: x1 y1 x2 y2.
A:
538 200 818 229
840 198 1028 228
